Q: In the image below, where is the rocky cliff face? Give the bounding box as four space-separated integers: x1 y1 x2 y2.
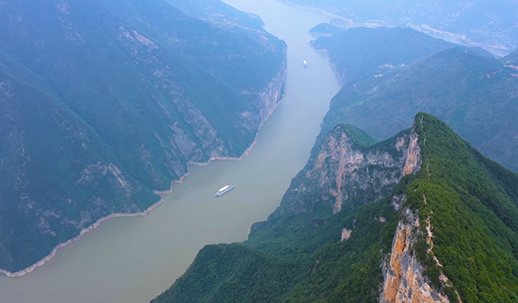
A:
320 44 518 173
272 124 420 218
0 0 287 275
256 62 287 121
271 120 454 303
157 113 518 302
381 209 450 303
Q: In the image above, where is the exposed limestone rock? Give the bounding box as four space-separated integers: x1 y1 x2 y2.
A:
273 125 422 218
380 210 450 303
376 216 386 223
255 56 287 121
341 228 352 241
0 1 288 276
403 131 422 176
391 194 406 211
423 207 463 303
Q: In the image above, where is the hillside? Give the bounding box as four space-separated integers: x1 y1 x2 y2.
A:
319 44 518 173
0 0 286 275
501 48 518 65
151 113 518 302
311 27 491 85
282 0 518 54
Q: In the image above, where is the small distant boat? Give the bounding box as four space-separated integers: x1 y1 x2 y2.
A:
303 60 308 68
215 184 234 197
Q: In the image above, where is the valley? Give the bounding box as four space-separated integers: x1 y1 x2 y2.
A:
0 0 341 302
1 0 517 302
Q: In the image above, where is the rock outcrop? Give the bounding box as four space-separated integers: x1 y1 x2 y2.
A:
381 209 450 303
0 0 287 275
272 123 420 218
155 113 518 303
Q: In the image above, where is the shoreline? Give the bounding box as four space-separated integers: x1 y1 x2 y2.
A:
0 197 166 278
155 81 285 195
155 59 287 194
0 66 287 279
309 42 344 87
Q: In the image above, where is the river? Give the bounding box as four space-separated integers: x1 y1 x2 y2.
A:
0 1 340 302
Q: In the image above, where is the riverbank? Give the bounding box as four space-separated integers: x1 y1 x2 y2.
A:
0 61 287 278
0 198 166 278
0 1 340 301
155 62 287 194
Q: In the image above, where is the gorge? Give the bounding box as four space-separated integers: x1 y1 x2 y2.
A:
0 0 341 302
2 0 518 302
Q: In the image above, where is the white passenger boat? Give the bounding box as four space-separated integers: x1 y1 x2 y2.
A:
215 184 234 197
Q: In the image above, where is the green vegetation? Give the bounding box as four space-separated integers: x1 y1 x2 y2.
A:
152 243 312 303
153 197 399 303
0 0 286 273
319 42 518 173
309 23 342 37
501 49 518 66
407 113 518 302
340 124 378 148
154 113 518 302
312 27 478 85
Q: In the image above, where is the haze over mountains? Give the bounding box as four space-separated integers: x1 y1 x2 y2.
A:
0 0 286 275
2 0 518 302
282 0 518 54
312 27 492 85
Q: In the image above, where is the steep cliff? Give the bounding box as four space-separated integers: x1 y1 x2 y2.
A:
320 43 518 173
154 113 518 303
271 124 416 218
381 210 451 303
0 0 286 275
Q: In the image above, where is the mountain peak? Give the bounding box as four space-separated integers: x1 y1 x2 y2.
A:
333 124 377 149
154 113 518 302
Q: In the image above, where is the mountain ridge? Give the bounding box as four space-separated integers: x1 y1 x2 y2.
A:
0 0 286 275
315 28 518 173
152 113 518 302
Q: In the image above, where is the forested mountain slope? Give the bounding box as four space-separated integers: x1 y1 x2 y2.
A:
152 113 518 302
0 0 286 275
319 42 518 172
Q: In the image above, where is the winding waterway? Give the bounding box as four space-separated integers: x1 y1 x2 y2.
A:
0 1 340 302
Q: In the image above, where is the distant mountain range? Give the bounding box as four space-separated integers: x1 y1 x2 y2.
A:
0 0 286 275
313 27 518 173
152 113 518 302
282 0 518 54
312 27 492 86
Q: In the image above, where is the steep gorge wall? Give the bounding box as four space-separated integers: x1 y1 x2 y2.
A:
381 209 450 303
272 124 420 218
256 55 287 121
380 121 457 303
0 0 287 276
269 118 454 302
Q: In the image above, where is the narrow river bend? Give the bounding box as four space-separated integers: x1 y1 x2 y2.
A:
0 1 340 302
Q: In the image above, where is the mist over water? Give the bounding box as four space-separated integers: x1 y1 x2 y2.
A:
0 1 340 302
